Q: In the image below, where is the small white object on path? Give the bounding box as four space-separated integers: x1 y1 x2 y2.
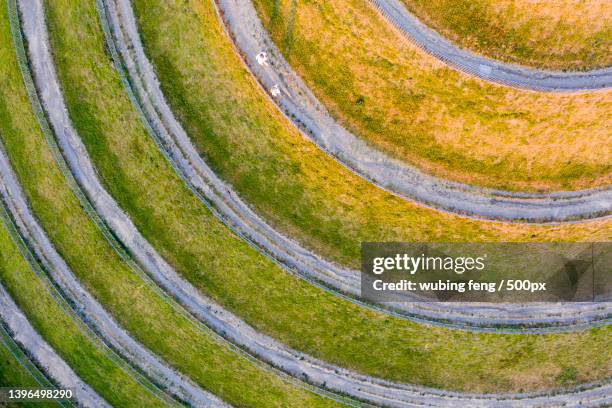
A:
256 51 268 66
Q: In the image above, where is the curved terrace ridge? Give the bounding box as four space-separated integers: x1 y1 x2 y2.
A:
218 0 610 223
100 0 612 331
16 1 612 404
8 6 612 402
369 0 612 92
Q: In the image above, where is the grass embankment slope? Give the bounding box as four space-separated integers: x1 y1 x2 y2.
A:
1 1 337 406
0 336 43 395
253 0 611 192
401 0 612 71
46 0 612 393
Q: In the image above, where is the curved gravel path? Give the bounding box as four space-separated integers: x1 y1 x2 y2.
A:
12 1 612 404
102 0 612 331
215 0 612 224
0 282 108 408
369 0 612 92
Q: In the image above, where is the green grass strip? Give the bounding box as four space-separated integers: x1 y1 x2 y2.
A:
41 0 611 393
0 0 337 406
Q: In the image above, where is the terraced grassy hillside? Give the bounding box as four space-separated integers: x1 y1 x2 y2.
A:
401 0 612 71
0 212 168 407
1 3 174 405
1 1 337 406
0 0 608 404
0 337 42 394
253 0 611 192
35 0 612 393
